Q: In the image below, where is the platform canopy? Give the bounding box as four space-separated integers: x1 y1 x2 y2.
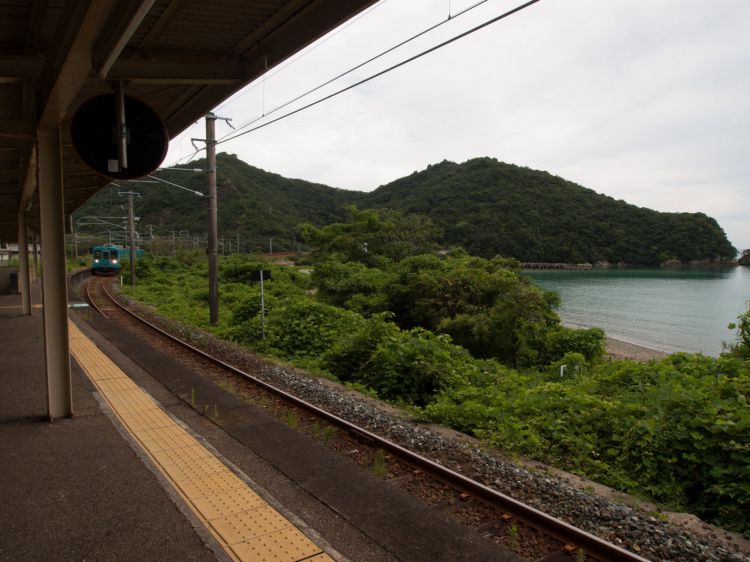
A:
0 0 376 240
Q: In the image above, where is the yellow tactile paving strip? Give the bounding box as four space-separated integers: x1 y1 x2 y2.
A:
68 321 333 562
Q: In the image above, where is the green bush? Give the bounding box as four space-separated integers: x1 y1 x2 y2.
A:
548 352 588 378
263 297 365 360
541 326 606 365
324 317 473 406
322 313 399 380
359 328 472 406
725 311 750 359
313 259 394 315
224 289 277 344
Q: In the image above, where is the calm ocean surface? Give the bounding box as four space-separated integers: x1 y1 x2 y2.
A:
527 267 750 357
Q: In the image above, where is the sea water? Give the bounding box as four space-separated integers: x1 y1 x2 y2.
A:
526 267 750 357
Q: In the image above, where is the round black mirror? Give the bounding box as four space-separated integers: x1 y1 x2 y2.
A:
71 94 169 180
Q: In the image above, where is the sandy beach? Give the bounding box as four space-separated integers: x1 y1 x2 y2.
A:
562 321 672 361
605 337 670 361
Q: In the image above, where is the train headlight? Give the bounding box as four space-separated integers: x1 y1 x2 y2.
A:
112 259 118 264
94 259 99 263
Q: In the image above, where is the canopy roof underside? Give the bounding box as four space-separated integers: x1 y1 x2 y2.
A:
0 0 375 240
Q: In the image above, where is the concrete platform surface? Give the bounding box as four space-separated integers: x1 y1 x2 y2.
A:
0 291 218 561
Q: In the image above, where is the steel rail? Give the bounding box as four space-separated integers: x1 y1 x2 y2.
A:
85 275 109 318
98 279 649 562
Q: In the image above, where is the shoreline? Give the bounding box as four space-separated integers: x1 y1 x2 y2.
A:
605 336 670 361
561 320 672 361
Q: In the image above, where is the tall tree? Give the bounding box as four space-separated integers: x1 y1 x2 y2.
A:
299 206 441 265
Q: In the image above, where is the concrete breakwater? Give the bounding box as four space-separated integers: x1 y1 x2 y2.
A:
523 259 739 270
522 262 595 270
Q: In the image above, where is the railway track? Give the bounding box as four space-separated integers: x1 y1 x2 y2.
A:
84 274 113 318
84 275 649 562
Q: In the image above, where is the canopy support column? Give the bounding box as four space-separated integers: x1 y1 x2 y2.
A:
17 210 31 314
38 127 72 419
32 230 39 282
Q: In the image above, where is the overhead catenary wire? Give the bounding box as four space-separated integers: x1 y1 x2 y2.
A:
216 0 491 144
212 0 541 149
212 0 390 115
147 174 205 197
171 0 503 166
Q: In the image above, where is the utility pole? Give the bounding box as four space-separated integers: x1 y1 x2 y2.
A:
127 192 136 285
191 112 220 326
260 269 266 339
205 113 219 324
193 112 231 325
118 191 139 286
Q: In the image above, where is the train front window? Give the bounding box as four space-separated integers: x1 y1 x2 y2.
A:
94 250 102 259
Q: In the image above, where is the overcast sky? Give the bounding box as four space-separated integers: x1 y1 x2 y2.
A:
166 0 750 253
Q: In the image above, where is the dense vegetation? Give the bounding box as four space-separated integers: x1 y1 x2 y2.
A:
300 207 604 369
726 310 750 360
364 158 737 264
74 153 736 264
425 353 749 532
74 153 365 252
122 210 748 535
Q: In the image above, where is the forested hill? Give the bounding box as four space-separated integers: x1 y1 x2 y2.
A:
74 153 365 251
74 154 736 264
364 157 737 264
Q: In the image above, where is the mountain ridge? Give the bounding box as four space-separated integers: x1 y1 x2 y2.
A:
363 156 737 264
73 153 737 264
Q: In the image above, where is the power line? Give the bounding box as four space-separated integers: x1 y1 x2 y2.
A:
172 0 495 165
212 0 390 115
217 0 491 145
147 175 204 197
214 0 541 148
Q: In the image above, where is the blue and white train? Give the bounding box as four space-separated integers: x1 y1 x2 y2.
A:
90 244 143 275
